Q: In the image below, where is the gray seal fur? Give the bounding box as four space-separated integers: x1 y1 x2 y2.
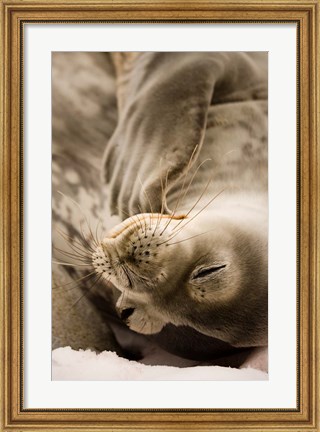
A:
53 52 268 365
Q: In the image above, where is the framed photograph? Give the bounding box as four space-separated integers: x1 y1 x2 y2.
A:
1 1 319 431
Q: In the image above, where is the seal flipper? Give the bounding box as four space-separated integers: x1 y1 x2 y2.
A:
102 52 267 220
102 52 214 218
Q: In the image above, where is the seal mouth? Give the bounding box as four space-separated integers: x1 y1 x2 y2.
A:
106 213 187 239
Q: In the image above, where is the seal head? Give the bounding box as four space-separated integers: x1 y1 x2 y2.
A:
93 204 267 348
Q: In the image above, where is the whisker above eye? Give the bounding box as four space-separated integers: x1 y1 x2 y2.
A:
156 162 165 230
171 188 226 237
154 165 170 235
154 189 226 247
171 171 215 233
175 157 212 216
138 205 148 234
165 229 215 246
138 175 154 228
171 144 200 211
159 145 199 236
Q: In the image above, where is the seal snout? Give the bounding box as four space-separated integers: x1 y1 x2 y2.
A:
92 213 182 290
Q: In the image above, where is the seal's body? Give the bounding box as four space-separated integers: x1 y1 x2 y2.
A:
52 52 268 366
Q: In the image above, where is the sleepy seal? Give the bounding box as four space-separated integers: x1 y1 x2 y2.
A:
52 52 268 366
93 52 268 357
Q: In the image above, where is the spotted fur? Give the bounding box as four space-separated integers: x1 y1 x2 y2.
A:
52 52 268 367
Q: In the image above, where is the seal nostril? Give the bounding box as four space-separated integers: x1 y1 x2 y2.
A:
120 307 135 321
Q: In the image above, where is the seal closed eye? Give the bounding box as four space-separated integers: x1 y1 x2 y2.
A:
191 264 227 280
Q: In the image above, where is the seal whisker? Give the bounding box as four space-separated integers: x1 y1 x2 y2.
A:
55 226 94 255
52 260 93 268
156 163 165 231
53 245 92 264
156 157 165 231
53 241 91 260
94 218 105 248
115 205 142 234
115 205 130 218
60 219 95 254
53 246 90 262
53 270 97 291
125 263 151 285
154 166 171 235
168 188 226 241
153 233 180 247
171 152 233 233
133 213 145 234
57 232 94 260
79 219 98 250
121 264 134 289
155 188 225 247
171 172 216 233
138 205 148 235
70 273 102 310
175 158 212 216
156 158 213 241
57 190 99 248
166 229 216 246
169 144 199 214
159 145 199 236
131 215 144 242
138 175 154 229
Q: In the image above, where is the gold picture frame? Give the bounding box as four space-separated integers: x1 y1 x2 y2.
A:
1 1 319 430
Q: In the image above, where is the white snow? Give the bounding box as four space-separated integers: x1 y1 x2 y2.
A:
52 347 268 381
